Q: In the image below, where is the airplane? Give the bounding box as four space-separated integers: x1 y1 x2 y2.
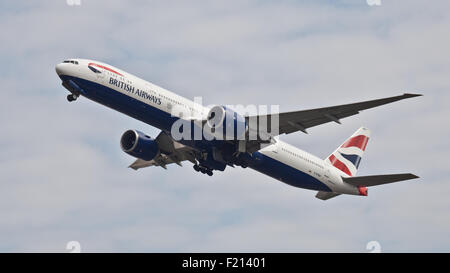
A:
55 58 421 200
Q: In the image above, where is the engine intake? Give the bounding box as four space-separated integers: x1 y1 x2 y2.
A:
206 106 247 140
120 130 159 161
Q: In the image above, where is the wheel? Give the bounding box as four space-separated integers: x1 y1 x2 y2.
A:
67 94 77 102
193 165 200 172
207 170 213 176
200 168 206 174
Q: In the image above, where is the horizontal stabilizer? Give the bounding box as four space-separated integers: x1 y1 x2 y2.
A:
343 173 419 187
315 191 341 200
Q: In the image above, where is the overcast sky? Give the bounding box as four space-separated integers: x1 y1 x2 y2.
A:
0 0 449 252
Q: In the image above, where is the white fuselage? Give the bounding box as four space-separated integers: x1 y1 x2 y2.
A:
55 58 361 195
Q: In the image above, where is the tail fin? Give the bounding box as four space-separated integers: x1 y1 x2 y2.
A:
325 127 370 177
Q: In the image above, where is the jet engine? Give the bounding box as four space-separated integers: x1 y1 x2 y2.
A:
206 106 247 140
120 130 159 161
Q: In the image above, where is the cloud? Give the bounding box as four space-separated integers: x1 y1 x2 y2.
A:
0 0 449 252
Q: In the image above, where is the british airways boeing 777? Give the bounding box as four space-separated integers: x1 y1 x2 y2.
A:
56 59 420 200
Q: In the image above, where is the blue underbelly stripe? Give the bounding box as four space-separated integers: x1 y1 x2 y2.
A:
248 152 332 192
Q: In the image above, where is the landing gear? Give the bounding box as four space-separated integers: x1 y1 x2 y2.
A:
67 94 78 102
193 164 213 176
193 165 200 172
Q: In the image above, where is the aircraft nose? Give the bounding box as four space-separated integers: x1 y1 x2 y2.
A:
55 63 64 76
56 62 73 76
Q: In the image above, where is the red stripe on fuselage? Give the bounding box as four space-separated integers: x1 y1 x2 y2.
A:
88 62 123 76
341 135 369 151
328 154 352 176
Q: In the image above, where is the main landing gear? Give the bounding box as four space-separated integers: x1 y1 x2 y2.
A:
193 164 213 176
67 94 78 102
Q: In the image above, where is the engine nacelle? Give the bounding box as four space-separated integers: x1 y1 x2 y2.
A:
120 130 159 161
206 106 247 140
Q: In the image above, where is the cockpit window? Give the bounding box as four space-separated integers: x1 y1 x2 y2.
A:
62 60 79 65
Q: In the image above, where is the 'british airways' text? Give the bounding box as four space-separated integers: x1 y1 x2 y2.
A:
109 77 161 105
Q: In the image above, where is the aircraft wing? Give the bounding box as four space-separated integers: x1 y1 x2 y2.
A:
128 131 198 170
247 93 422 136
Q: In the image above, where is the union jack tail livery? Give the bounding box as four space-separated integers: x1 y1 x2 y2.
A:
326 127 370 177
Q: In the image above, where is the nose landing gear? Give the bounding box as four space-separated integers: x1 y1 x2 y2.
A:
67 94 78 102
